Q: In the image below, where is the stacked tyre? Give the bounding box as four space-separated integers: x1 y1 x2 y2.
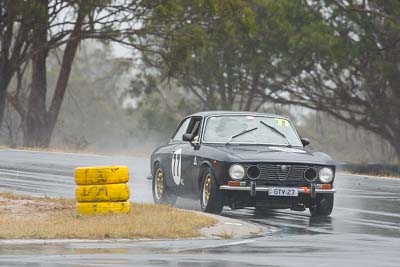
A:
75 166 131 215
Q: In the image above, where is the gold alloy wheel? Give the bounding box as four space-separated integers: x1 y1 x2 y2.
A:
203 174 212 206
155 168 164 200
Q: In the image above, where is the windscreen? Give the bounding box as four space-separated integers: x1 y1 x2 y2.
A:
203 115 302 146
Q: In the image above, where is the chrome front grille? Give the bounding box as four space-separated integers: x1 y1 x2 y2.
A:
244 164 320 183
261 164 290 181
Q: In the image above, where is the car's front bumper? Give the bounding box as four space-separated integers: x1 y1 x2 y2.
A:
220 185 336 194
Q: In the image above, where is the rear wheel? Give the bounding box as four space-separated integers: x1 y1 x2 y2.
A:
200 167 224 214
152 163 177 205
309 194 334 217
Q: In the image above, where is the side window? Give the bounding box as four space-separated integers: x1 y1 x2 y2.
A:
172 118 190 141
186 117 203 141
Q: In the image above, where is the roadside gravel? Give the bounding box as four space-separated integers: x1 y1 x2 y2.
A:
197 211 266 239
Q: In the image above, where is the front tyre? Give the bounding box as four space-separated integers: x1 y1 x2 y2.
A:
309 194 334 217
200 167 224 214
152 163 177 206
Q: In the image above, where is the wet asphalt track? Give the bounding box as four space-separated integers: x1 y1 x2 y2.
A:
0 149 399 266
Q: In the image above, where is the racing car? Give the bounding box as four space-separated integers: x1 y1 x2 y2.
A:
150 111 336 217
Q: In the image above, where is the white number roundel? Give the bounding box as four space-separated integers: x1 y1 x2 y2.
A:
171 148 182 185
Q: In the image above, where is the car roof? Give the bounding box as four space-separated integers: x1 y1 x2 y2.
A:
189 111 290 120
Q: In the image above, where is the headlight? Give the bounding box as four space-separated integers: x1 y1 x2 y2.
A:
319 167 334 183
229 164 245 180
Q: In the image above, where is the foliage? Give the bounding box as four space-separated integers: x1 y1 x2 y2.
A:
274 0 400 158
126 74 199 143
2 0 400 160
136 0 400 159
138 0 342 112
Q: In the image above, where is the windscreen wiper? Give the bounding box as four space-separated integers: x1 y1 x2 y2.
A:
259 121 292 147
226 127 258 145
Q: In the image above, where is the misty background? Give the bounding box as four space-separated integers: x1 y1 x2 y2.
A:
0 1 398 164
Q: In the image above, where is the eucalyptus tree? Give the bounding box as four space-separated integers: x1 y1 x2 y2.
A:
140 0 400 159
270 0 400 158
1 0 157 147
0 1 33 127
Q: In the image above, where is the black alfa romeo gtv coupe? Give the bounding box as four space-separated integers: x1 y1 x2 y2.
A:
150 111 336 217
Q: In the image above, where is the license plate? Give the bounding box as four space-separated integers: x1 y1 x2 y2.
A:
269 187 298 197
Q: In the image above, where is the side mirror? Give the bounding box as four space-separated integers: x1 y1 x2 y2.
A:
182 133 194 142
301 137 310 147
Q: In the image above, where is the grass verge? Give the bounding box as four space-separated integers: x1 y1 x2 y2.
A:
0 192 216 239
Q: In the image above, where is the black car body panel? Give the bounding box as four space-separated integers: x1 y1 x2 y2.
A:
150 111 336 214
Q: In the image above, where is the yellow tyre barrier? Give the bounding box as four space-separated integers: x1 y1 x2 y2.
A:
74 166 129 185
76 201 131 215
75 184 130 203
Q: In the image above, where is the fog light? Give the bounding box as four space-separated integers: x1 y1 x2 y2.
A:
304 167 317 182
247 165 260 179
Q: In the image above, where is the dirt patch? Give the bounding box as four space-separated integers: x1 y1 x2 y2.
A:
0 194 73 218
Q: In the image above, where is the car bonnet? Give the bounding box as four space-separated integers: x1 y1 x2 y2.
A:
213 145 333 164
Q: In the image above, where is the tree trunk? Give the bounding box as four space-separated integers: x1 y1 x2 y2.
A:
23 0 49 147
0 0 14 128
47 12 84 132
23 3 85 147
0 69 11 128
0 1 34 131
244 71 259 111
